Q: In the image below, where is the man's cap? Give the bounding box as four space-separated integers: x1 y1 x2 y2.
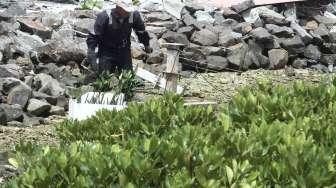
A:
113 0 135 12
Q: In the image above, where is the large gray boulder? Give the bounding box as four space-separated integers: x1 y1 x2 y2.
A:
250 27 273 43
182 13 205 30
313 24 330 41
290 22 313 44
180 47 207 69
226 42 248 69
216 19 239 29
0 107 7 125
0 4 26 21
146 12 172 22
177 26 195 39
222 8 242 21
200 46 227 56
268 49 289 69
243 40 269 70
0 21 19 35
161 31 189 45
7 83 32 108
278 36 305 54
194 11 215 25
74 18 95 34
36 37 86 64
146 26 167 38
231 0 254 13
321 54 336 66
313 15 336 25
0 77 22 95
33 73 65 97
191 29 218 46
206 56 229 71
304 44 321 61
0 64 23 79
17 18 53 40
0 104 23 122
292 58 308 69
49 105 65 116
27 99 51 117
265 24 294 38
11 30 45 57
218 31 242 47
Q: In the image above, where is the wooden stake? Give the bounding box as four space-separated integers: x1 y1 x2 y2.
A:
162 43 186 93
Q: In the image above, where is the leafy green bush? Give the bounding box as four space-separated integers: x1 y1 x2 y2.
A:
79 0 103 10
5 80 336 187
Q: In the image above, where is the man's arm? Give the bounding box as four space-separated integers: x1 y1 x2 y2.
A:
86 11 108 71
86 11 108 50
132 11 151 49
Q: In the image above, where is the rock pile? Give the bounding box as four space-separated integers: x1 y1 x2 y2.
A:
0 3 91 126
137 0 336 72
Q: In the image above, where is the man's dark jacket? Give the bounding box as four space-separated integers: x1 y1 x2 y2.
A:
86 8 150 73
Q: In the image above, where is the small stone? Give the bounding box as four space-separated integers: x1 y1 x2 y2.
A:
233 22 253 35
7 121 24 127
268 49 289 69
305 20 319 30
292 58 308 69
27 99 51 117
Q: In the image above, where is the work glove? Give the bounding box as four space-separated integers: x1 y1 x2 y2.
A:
144 46 153 54
87 48 98 71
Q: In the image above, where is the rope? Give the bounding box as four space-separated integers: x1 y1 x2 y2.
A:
179 57 243 73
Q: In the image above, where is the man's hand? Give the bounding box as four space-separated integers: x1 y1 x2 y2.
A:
144 46 153 54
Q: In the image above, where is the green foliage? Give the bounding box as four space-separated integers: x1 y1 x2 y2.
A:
132 0 140 6
116 70 142 100
92 71 115 92
79 0 103 10
5 79 336 187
